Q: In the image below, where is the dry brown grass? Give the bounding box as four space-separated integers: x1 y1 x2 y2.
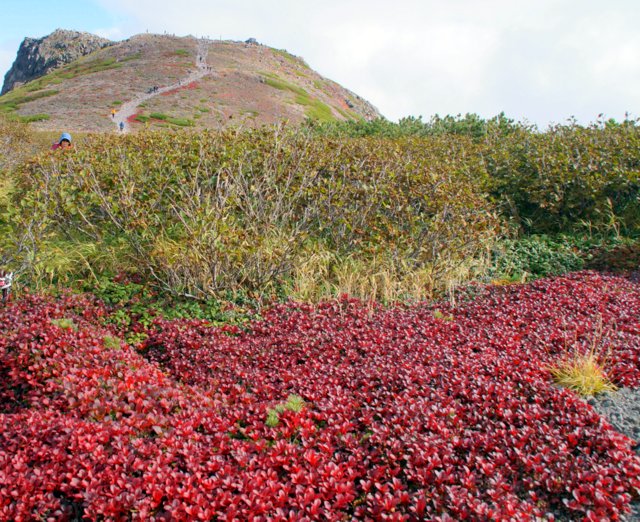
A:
286 245 492 304
548 317 618 396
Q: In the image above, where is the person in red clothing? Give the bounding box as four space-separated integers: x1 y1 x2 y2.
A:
51 132 73 150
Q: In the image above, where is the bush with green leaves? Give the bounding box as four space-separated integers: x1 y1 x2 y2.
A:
305 112 517 141
7 126 500 300
5 118 639 301
483 118 640 234
490 236 585 280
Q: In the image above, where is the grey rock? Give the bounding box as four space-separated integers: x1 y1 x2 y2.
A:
585 387 640 521
2 28 114 95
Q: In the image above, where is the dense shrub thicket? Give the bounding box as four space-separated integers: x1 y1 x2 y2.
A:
3 117 639 298
310 115 640 235
7 127 500 299
484 120 640 233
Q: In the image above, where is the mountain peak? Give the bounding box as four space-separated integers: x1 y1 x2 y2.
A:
0 31 380 131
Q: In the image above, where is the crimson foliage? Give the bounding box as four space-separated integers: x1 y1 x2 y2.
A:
1 272 639 520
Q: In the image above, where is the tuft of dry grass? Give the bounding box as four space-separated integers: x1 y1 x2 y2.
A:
549 353 618 396
548 317 618 396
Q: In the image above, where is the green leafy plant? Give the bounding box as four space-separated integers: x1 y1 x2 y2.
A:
266 394 306 427
8 127 501 301
490 235 585 280
103 335 122 350
51 318 76 330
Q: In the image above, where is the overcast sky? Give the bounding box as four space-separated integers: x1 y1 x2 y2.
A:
1 0 639 127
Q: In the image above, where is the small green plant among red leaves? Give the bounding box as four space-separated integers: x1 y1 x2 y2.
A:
1 271 639 520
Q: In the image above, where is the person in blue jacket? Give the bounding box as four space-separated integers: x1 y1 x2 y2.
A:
51 132 72 150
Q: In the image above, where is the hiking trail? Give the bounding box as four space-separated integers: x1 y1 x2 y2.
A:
112 39 210 133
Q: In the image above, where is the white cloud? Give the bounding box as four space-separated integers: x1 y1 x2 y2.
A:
5 0 640 127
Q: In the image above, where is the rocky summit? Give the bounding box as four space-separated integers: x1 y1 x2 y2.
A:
1 29 114 95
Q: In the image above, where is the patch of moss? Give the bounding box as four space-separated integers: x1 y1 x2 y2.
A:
273 49 310 69
16 113 50 123
0 89 59 113
263 74 336 122
147 112 194 127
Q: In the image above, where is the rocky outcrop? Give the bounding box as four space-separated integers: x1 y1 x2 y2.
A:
1 29 113 95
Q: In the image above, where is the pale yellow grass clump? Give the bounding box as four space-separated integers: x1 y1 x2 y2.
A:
549 352 618 396
548 318 618 397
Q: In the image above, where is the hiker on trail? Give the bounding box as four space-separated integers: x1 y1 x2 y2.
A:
111 108 116 119
119 121 125 132
51 132 73 151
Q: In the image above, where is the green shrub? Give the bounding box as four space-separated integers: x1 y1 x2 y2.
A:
586 240 640 272
491 235 585 279
147 113 194 126
484 119 640 234
306 113 517 140
8 127 500 300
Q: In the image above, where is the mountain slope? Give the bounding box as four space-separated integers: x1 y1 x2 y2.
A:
0 32 380 132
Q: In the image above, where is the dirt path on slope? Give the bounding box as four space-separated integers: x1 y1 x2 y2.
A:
112 39 210 133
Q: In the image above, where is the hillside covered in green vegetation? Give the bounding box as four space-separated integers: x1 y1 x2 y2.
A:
1 113 638 307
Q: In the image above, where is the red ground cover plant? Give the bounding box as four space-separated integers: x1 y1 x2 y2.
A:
1 271 639 520
161 81 199 96
127 112 142 124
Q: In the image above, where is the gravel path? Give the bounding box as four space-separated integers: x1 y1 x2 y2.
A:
112 39 210 133
586 388 640 521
